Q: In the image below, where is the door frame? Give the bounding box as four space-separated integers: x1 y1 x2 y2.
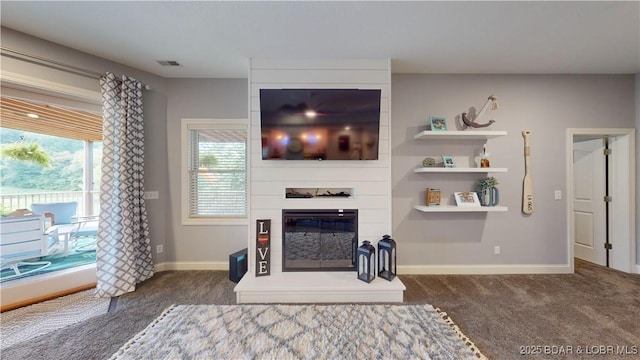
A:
0 72 100 309
566 128 636 273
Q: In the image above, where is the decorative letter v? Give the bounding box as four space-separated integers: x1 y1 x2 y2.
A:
257 247 269 260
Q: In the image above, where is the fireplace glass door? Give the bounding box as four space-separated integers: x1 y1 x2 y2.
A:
282 209 357 271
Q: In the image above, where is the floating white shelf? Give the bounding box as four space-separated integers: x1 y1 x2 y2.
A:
414 167 508 173
413 129 509 213
414 130 507 140
414 205 508 213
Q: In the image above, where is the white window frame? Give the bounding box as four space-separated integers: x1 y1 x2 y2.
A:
181 118 249 225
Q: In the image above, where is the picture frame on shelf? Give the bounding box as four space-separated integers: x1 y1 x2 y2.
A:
442 155 455 168
430 116 447 131
454 191 481 207
426 188 441 206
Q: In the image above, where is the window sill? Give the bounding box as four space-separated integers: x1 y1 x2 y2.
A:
182 217 248 226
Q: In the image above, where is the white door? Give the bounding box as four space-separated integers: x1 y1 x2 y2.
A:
573 138 607 266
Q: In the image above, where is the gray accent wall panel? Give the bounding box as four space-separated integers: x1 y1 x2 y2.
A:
391 74 635 269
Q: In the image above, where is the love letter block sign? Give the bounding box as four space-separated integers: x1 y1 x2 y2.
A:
256 219 271 277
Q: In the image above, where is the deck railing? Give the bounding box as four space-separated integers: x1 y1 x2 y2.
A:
1 191 100 217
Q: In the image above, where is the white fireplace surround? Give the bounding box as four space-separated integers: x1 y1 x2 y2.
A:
234 58 405 303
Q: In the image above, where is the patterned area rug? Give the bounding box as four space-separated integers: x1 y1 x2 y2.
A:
111 304 486 360
0 289 109 350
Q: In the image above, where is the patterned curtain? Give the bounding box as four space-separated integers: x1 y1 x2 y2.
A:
96 72 153 297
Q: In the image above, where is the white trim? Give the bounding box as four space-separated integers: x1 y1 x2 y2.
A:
635 264 640 274
414 205 508 212
180 118 250 226
386 58 393 238
414 130 507 140
608 134 636 272
0 264 96 308
566 128 636 274
0 70 101 102
398 264 572 275
181 218 249 226
83 141 95 216
153 263 579 275
154 261 228 272
566 131 575 273
414 167 508 173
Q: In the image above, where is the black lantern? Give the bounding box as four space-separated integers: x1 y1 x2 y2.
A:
356 240 376 283
377 235 396 281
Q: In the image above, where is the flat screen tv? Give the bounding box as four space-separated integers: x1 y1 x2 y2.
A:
260 88 381 160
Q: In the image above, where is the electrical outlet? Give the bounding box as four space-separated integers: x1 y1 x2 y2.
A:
494 246 501 255
156 245 164 254
144 191 159 200
554 190 562 200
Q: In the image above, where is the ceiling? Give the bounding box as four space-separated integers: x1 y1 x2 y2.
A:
1 1 639 78
0 97 103 141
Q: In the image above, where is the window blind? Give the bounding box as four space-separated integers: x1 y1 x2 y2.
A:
187 127 247 218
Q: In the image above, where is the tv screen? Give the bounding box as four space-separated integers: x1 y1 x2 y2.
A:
260 89 381 160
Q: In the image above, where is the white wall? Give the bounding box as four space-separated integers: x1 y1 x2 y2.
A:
248 59 392 274
392 74 636 272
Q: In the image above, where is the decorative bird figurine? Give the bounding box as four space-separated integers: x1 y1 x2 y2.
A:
461 95 498 128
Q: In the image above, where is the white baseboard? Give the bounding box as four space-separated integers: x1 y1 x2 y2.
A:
154 261 228 272
153 262 573 275
635 264 640 274
398 264 572 275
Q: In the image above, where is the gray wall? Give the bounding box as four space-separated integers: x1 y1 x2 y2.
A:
3 27 638 271
391 74 636 268
164 79 248 264
1 28 171 266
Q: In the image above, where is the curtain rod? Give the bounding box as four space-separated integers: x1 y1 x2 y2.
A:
1 47 151 90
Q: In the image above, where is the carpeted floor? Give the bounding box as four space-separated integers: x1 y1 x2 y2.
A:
0 289 109 350
1 259 638 359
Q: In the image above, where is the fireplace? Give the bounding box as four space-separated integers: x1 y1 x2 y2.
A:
282 209 357 272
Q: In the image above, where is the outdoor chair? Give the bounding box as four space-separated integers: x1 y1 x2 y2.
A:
0 214 58 280
31 202 98 255
69 215 99 252
31 201 78 227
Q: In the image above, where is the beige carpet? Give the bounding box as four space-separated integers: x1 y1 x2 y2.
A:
111 304 486 360
0 289 110 350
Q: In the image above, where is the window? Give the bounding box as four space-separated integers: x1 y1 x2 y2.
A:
181 119 248 225
0 95 103 217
